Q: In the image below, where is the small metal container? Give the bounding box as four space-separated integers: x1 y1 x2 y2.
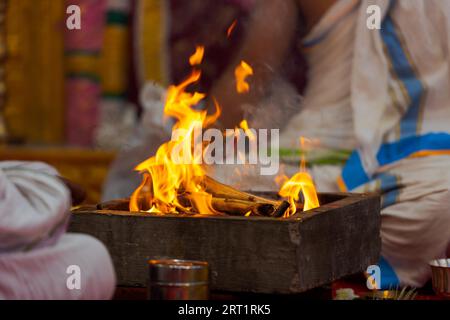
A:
148 259 209 300
429 258 450 299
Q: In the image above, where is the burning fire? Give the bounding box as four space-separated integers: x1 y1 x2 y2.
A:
130 66 221 214
239 119 256 141
235 61 253 94
278 137 320 217
130 45 319 218
274 165 289 187
189 46 205 66
231 119 258 183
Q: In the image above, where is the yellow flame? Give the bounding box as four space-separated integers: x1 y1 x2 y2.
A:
239 119 249 130
278 137 320 216
279 172 320 216
235 60 253 94
130 68 220 215
274 165 289 187
130 173 151 212
189 46 205 66
239 119 256 141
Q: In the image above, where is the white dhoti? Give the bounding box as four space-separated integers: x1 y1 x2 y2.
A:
365 156 450 287
308 155 450 288
280 0 450 288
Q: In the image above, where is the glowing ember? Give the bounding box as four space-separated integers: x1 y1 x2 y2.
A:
235 60 253 94
278 137 320 217
189 46 205 66
227 20 237 38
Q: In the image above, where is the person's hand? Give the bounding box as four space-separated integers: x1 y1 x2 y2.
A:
58 176 86 206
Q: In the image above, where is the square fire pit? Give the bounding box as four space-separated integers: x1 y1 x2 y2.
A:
69 192 380 294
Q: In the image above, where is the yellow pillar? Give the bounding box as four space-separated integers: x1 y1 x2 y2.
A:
4 0 65 144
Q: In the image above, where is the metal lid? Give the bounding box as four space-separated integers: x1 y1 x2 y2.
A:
148 259 209 285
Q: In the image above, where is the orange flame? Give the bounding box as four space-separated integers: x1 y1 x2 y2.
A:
235 60 253 94
227 20 237 38
189 46 205 66
130 68 221 214
274 165 289 187
239 119 256 141
278 137 320 216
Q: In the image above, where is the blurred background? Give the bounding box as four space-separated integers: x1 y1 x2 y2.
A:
0 0 263 203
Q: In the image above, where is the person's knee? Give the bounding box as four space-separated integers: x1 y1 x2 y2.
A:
383 187 450 247
422 188 450 239
0 233 116 299
63 234 116 299
380 187 450 287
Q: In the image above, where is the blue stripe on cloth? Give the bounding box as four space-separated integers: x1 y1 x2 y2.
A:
381 14 425 138
341 150 370 191
378 256 400 289
341 133 450 190
377 132 450 165
377 173 400 209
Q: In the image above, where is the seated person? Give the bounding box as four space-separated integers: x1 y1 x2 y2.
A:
0 161 115 299
210 0 450 288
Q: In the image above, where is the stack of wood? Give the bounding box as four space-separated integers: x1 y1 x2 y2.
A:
98 175 292 218
197 176 290 217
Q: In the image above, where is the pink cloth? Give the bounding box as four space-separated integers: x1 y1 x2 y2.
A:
64 0 106 147
66 79 101 146
64 0 107 51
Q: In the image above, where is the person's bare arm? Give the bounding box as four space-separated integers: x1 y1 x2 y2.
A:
58 176 86 206
209 0 299 129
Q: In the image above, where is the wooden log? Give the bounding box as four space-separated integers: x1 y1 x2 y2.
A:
69 192 381 294
99 196 290 218
97 199 130 211
199 175 280 206
210 197 290 217
98 174 293 217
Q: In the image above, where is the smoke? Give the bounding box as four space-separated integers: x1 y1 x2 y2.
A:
241 75 302 131
208 77 304 192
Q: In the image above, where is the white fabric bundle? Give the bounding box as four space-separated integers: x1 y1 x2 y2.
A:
0 162 70 253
